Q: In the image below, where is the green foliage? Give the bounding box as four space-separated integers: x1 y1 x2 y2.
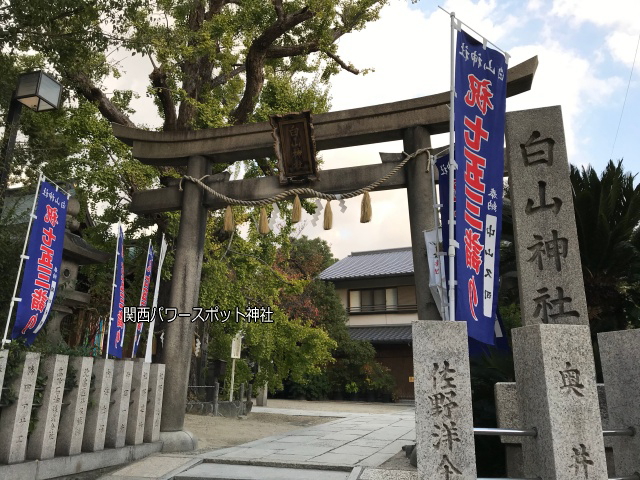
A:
0 197 29 318
286 373 331 400
571 160 640 332
345 381 358 394
0 0 390 397
275 236 395 400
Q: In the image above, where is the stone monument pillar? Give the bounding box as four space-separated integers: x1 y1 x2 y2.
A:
105 359 133 448
513 325 607 479
505 106 607 479
144 363 165 443
26 354 68 460
0 352 40 464
126 360 150 445
56 356 93 456
82 358 114 452
598 329 640 477
412 321 476 479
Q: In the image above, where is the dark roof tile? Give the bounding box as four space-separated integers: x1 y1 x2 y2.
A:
318 247 413 280
348 325 412 344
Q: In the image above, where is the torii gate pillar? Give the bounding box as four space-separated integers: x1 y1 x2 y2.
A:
160 155 210 450
404 126 441 320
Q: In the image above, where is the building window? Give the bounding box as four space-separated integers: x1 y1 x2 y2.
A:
348 287 412 313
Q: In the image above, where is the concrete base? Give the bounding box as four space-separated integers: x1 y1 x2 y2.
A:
159 430 198 453
0 441 162 480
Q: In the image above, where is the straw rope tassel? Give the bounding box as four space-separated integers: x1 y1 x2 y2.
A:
259 207 270 234
323 200 333 230
292 194 302 223
361 191 372 223
224 205 235 232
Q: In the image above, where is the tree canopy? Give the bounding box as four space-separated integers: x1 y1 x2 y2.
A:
0 0 390 390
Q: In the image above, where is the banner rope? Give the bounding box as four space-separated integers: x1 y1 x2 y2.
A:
178 147 431 207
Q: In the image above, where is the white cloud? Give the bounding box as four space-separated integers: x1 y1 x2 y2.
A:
327 1 449 111
103 49 162 128
606 31 640 67
527 0 544 11
551 0 640 31
507 41 623 166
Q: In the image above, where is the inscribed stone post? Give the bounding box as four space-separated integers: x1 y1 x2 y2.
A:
0 352 40 464
56 356 93 456
512 324 606 479
598 329 640 476
27 354 68 460
144 363 165 443
0 350 7 404
412 321 476 479
495 382 615 477
506 106 588 326
82 358 114 452
126 360 150 445
494 382 524 478
105 360 133 448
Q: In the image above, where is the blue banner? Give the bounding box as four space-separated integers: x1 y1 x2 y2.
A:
132 243 153 357
108 226 125 358
454 29 506 344
438 153 507 350
12 181 68 345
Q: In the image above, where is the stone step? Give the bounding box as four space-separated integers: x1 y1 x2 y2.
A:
175 463 351 480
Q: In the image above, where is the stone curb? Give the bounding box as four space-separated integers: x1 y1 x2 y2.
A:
201 456 354 472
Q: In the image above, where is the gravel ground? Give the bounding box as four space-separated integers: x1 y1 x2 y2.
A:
184 412 337 452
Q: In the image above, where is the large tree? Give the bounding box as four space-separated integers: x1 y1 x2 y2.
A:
0 0 388 388
2 0 388 217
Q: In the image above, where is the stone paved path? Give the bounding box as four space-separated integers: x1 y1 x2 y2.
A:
101 403 416 479
194 407 415 469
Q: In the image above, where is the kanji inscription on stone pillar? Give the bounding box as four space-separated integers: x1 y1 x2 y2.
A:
506 106 588 326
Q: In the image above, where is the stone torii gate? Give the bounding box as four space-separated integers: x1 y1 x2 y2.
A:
113 56 537 451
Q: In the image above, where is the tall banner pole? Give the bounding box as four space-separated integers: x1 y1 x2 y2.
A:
448 11 458 323
453 23 508 345
5 175 69 346
105 222 121 359
2 172 44 348
145 234 166 363
132 240 153 358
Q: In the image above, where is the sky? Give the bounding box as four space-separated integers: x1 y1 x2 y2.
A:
112 0 640 260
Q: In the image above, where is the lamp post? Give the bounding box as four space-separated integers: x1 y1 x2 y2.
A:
0 70 62 206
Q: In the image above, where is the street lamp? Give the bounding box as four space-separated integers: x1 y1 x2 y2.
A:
0 71 63 206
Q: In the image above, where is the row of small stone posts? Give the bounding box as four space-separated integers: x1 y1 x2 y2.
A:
413 106 640 479
0 351 164 471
